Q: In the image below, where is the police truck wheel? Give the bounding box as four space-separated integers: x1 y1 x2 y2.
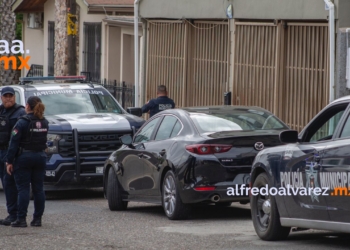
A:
107 167 127 211
162 171 190 220
251 173 290 241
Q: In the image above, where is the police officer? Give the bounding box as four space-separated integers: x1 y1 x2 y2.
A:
0 87 26 226
141 85 175 117
5 96 48 227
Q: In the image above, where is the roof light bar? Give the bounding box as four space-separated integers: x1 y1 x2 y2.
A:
19 76 86 82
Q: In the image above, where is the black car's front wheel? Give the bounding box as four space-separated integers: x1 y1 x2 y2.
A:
162 171 190 220
107 167 128 211
251 172 290 241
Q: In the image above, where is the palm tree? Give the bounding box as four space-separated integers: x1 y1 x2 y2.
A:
0 0 17 85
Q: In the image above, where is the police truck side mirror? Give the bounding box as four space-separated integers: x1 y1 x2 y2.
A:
279 130 299 144
120 134 135 148
127 107 142 117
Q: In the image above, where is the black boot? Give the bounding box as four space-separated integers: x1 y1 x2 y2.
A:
11 219 27 228
30 217 42 227
0 216 16 226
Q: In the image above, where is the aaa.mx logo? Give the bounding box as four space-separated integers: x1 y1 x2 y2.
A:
0 40 30 70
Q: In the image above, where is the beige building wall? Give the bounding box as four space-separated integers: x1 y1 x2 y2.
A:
106 25 121 81
21 13 44 77
140 0 350 28
121 28 137 84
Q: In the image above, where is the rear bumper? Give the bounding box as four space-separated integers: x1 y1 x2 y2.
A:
179 154 251 204
180 184 250 204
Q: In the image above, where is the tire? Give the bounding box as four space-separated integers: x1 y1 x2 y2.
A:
215 202 232 207
251 173 290 241
107 167 128 211
162 171 190 220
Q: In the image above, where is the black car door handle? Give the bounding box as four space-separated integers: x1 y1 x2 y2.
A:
159 150 166 156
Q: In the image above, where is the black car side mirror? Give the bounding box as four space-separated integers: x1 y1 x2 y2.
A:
279 130 299 143
127 107 142 117
120 134 135 149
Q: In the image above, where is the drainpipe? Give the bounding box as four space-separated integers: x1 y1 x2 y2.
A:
134 0 141 107
324 0 335 102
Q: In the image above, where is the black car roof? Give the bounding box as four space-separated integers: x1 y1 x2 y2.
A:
182 105 272 114
154 105 274 117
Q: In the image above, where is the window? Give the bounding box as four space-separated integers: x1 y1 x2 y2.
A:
189 109 288 133
134 117 161 143
170 121 181 137
83 22 101 82
304 104 348 142
155 116 180 141
48 21 55 76
26 89 122 115
340 114 350 138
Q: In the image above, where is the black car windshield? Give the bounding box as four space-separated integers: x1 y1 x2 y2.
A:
190 109 288 133
26 88 123 116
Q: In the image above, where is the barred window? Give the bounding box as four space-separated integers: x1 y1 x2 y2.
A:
83 22 101 82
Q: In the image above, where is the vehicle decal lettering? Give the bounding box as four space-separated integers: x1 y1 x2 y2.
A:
33 89 105 96
305 162 320 202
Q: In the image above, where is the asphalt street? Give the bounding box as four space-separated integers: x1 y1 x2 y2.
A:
0 188 349 250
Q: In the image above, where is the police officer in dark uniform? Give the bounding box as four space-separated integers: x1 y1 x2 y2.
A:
5 96 48 227
141 85 175 117
0 87 26 226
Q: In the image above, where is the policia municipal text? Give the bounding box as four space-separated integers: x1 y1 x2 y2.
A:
4 96 49 227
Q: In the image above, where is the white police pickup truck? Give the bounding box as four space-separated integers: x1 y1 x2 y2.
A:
0 76 145 191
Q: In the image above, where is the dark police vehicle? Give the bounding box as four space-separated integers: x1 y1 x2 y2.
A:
250 95 350 240
0 76 145 191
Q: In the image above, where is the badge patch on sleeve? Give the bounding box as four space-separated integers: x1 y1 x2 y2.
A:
12 129 18 136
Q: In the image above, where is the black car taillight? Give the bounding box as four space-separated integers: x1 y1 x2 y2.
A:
185 144 232 155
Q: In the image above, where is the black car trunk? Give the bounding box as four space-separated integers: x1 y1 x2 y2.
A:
201 130 284 167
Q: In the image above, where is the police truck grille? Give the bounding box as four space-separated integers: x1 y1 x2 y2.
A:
58 132 125 157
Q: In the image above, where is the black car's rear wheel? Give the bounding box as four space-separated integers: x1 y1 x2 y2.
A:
251 172 290 241
107 167 128 211
162 171 190 220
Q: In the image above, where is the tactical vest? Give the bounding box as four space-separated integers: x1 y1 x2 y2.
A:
20 115 49 151
0 104 23 147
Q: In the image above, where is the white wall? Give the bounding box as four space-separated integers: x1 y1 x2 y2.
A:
22 13 44 77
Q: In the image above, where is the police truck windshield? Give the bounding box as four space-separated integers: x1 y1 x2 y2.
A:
26 89 123 116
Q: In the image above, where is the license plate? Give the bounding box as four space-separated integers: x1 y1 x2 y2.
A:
96 167 104 174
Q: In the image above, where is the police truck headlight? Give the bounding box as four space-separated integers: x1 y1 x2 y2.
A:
46 134 61 154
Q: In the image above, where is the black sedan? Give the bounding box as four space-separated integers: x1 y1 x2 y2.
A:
103 106 289 219
250 95 350 240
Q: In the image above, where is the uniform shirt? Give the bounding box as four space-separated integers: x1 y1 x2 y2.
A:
5 113 43 164
0 104 26 133
0 104 26 156
141 96 175 117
